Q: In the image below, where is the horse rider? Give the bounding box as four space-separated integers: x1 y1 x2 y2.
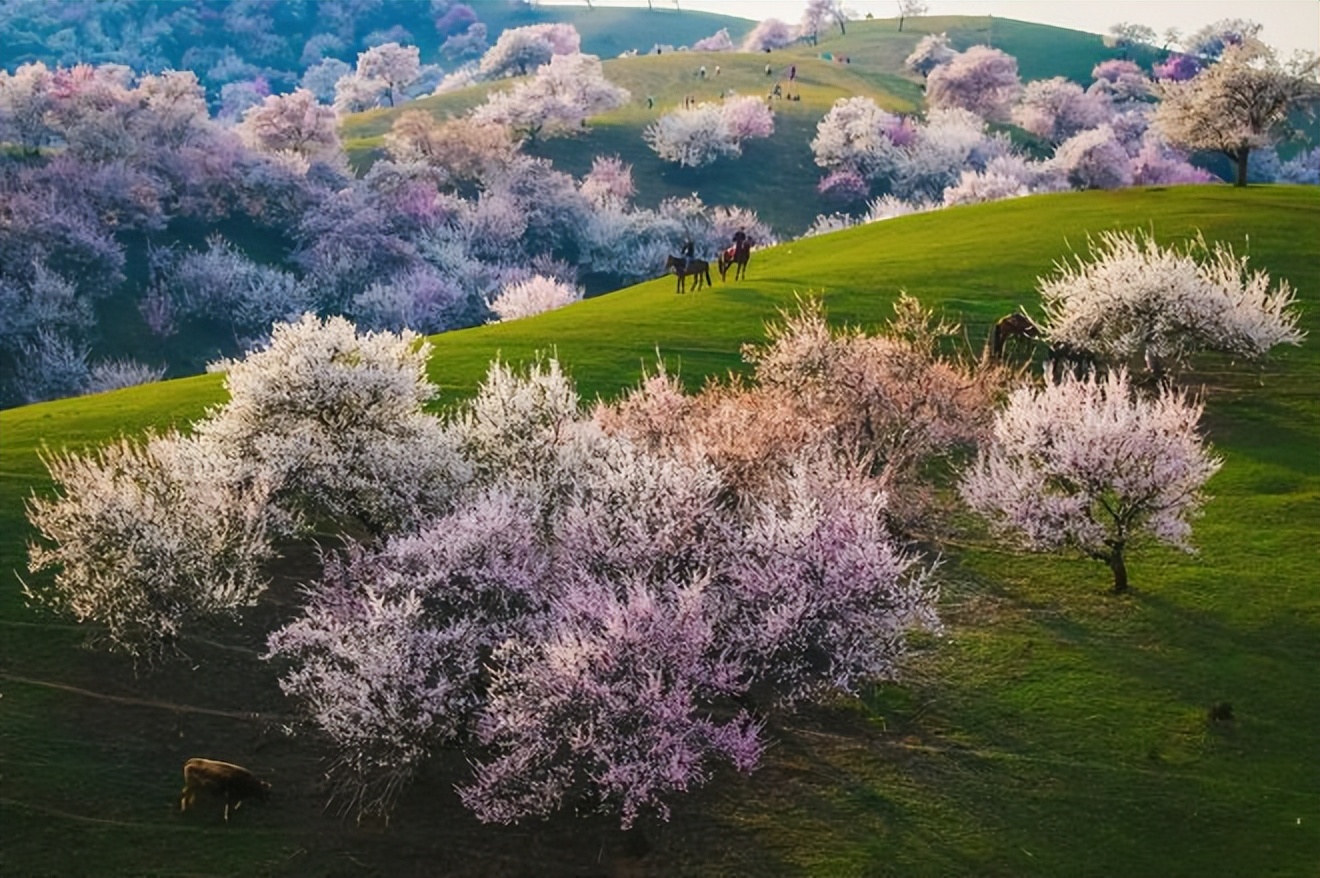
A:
681 239 696 272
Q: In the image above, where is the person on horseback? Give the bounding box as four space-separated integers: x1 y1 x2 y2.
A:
681 238 695 272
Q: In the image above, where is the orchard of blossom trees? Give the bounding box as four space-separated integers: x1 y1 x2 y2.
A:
30 298 1008 822
808 24 1317 229
0 21 775 406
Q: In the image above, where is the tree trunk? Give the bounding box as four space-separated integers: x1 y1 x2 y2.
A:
1234 150 1249 187
1107 546 1129 595
898 16 905 32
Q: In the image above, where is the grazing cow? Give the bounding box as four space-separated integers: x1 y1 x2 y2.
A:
180 758 270 822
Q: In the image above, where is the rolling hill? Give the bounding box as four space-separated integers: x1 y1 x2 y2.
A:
341 14 1153 237
2 185 1318 877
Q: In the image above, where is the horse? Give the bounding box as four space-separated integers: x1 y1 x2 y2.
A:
717 241 752 282
664 255 711 294
989 312 1040 358
989 312 1094 381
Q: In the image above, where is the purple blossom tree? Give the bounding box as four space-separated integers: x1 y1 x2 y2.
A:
1012 76 1114 144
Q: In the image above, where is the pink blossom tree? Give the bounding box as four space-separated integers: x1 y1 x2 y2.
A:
691 28 735 52
1090 59 1152 104
237 88 342 164
960 368 1222 593
925 45 1022 122
354 42 423 107
1050 125 1133 190
478 23 581 79
740 18 798 53
580 154 636 206
0 61 57 153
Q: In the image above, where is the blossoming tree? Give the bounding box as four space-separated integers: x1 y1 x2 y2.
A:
960 369 1222 594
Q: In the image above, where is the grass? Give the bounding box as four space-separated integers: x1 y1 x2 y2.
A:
2 185 1319 876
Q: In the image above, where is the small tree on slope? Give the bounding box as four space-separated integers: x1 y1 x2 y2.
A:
959 369 1222 594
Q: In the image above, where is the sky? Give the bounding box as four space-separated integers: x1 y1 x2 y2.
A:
548 1 1320 57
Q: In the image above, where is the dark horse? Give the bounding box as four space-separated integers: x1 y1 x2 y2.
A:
990 312 1093 380
717 240 753 282
665 255 711 294
990 312 1040 358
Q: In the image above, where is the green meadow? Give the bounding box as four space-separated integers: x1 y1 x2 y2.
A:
2 185 1318 876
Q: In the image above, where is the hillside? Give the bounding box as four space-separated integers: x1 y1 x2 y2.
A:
3 186 1318 877
342 15 1150 237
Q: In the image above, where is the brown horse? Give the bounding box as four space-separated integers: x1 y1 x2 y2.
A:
717 241 752 282
665 255 712 294
990 312 1094 380
990 312 1039 358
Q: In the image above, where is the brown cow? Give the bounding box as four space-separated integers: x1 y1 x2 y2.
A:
180 758 270 822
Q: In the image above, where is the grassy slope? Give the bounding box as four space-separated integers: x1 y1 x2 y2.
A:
2 185 1318 877
341 15 1146 237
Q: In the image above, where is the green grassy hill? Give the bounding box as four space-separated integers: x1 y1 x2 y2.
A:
3 185 1318 877
342 15 1155 237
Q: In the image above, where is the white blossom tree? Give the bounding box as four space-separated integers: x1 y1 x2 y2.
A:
810 96 910 182
896 0 928 33
644 99 774 168
26 432 280 660
905 32 955 78
960 369 1222 593
354 42 423 107
487 275 583 322
1038 230 1306 379
1153 41 1320 186
196 314 469 535
472 53 628 142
